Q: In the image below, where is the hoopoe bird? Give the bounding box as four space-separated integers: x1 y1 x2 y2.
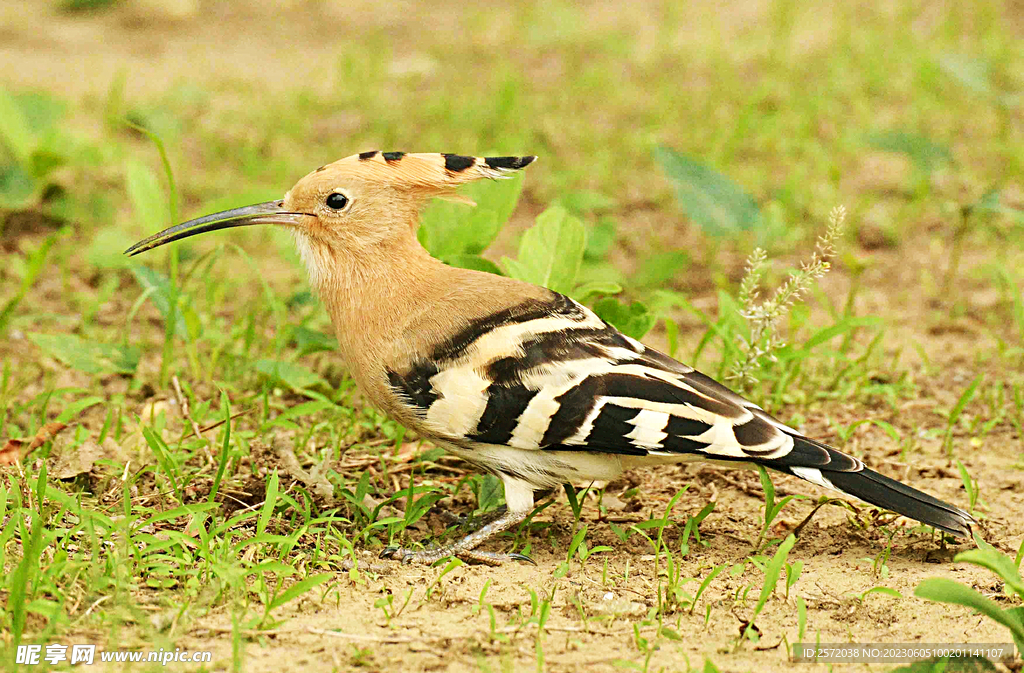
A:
127 151 974 565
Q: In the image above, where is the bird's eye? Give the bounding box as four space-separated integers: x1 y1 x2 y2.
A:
325 192 349 210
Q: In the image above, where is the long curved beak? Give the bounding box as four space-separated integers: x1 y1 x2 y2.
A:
124 200 308 256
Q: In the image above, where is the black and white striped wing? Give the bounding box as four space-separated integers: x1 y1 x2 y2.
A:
386 293 974 537
387 293 837 469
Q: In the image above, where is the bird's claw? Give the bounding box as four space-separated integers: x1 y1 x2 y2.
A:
508 552 537 565
379 545 419 564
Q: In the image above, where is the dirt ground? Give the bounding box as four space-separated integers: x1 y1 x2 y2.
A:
2 2 1023 672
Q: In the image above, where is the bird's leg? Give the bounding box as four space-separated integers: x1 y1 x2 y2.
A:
433 504 507 530
435 487 556 528
380 506 532 566
380 478 536 566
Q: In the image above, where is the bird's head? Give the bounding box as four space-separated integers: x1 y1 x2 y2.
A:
125 152 536 262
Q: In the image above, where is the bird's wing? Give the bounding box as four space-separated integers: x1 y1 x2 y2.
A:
386 292 840 468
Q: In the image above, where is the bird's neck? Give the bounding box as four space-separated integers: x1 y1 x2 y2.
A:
303 232 451 369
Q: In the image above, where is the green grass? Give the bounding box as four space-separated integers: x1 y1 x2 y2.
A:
2 1 1024 671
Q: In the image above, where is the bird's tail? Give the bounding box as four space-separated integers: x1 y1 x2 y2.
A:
774 437 975 538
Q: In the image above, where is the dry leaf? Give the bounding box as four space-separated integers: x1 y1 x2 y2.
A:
0 421 69 466
48 439 105 480
0 438 25 466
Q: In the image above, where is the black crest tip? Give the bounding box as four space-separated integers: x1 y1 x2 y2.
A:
442 154 477 172
484 155 537 171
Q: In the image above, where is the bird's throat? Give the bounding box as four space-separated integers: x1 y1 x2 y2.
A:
297 232 450 368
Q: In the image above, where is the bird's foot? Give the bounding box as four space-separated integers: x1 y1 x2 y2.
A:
379 544 534 566
379 506 531 566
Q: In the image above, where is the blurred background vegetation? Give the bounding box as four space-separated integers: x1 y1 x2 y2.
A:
3 0 1022 369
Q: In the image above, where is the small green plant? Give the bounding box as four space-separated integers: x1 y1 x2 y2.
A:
531 587 555 673
956 459 982 515
944 189 1024 301
254 570 334 630
915 536 1024 655
470 579 507 644
688 564 728 616
728 205 847 391
849 586 902 602
679 501 715 557
0 230 60 337
796 596 807 643
374 587 413 626
0 88 88 215
784 558 804 599
753 465 802 551
424 558 463 600
554 523 613 579
943 374 984 456
741 534 797 643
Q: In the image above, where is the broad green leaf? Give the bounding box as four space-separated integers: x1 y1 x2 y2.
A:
126 158 170 235
29 333 140 375
554 190 617 214
1010 606 1024 656
954 548 1024 597
443 253 503 276
29 148 67 180
572 280 622 303
10 91 66 134
593 298 657 339
0 87 34 164
574 259 625 288
255 359 327 391
865 130 952 173
56 397 104 423
584 217 617 260
261 400 335 430
654 145 761 237
0 163 39 210
915 578 1024 648
502 205 586 294
630 250 691 288
418 171 525 258
859 586 902 600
